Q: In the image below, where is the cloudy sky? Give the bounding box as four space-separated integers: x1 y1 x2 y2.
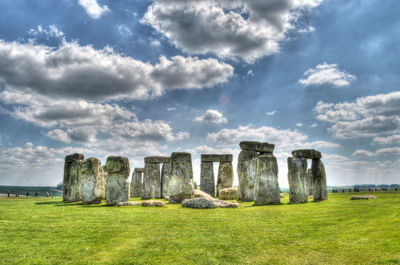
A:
0 0 399 187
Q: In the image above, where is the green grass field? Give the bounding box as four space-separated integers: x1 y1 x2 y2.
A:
1 192 399 265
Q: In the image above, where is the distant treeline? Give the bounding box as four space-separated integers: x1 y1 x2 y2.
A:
0 186 62 196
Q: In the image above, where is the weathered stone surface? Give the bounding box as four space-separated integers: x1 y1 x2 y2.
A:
65 153 84 163
168 152 194 204
219 187 238 200
130 168 143 197
161 162 171 199
292 149 322 159
239 141 275 153
213 199 240 208
351 195 376 200
117 201 142 206
237 150 258 201
193 190 214 200
63 153 84 202
144 156 170 163
307 169 313 196
201 154 233 162
312 159 328 202
142 162 161 199
182 197 215 209
287 157 308 203
200 161 215 196
216 161 234 196
254 154 280 205
142 200 165 207
193 181 197 190
81 157 105 204
105 156 130 206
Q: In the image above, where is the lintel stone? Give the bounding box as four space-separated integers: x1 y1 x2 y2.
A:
292 149 322 159
144 156 170 163
201 154 233 162
239 141 275 153
134 168 144 173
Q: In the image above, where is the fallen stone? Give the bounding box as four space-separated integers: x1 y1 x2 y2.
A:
200 161 215 196
213 199 240 208
287 157 308 203
254 154 280 205
201 154 233 162
142 200 165 207
142 162 161 199
105 156 130 206
161 162 171 199
239 141 275 153
168 152 194 203
218 187 238 200
312 159 328 202
292 149 322 159
182 197 215 209
237 150 258 201
144 156 170 164
217 161 234 196
351 195 377 200
116 201 142 206
280 193 284 198
193 190 214 200
81 157 106 204
63 153 84 202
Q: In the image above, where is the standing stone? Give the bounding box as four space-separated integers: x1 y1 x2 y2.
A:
312 159 328 201
287 157 308 203
161 162 171 199
130 168 143 198
216 162 234 196
142 163 161 199
237 150 258 201
105 156 130 206
254 154 280 205
200 161 215 196
307 168 313 196
168 152 194 204
81 157 105 204
63 153 84 202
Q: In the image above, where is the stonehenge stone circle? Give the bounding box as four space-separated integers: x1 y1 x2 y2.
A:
105 156 130 206
292 149 322 159
200 161 215 196
217 161 234 196
312 158 328 201
287 157 308 203
254 154 280 205
81 157 106 204
237 149 258 201
143 161 161 199
63 153 84 202
161 162 171 199
168 152 194 204
130 168 144 198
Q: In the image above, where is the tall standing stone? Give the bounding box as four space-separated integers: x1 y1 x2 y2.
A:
161 162 171 199
254 154 280 205
142 162 161 199
200 161 215 196
237 150 258 201
130 168 143 198
307 168 313 196
312 159 328 201
217 161 234 196
168 152 194 204
105 156 130 206
63 153 84 202
287 157 308 203
81 157 105 204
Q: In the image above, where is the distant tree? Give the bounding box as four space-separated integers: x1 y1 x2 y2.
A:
56 182 63 190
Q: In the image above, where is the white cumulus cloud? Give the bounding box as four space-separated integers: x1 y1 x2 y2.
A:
299 63 356 87
194 109 228 124
78 0 110 19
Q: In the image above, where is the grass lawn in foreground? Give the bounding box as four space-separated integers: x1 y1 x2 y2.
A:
0 192 399 264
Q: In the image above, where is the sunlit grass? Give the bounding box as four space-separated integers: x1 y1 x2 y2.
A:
1 192 399 264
